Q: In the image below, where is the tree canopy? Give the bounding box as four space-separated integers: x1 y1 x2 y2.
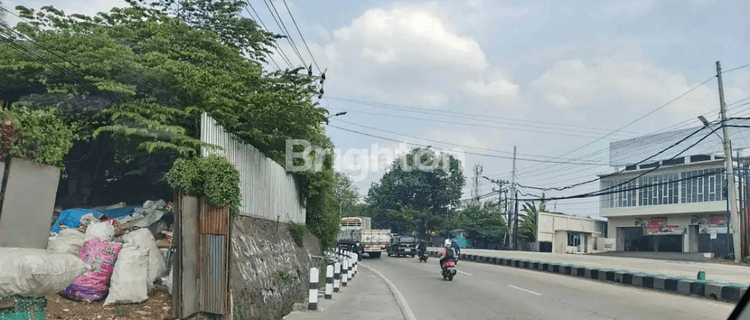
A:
365 147 465 234
519 195 548 242
0 0 339 247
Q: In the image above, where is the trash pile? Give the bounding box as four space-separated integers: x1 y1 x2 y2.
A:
0 199 174 316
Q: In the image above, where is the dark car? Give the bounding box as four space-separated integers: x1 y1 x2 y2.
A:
388 235 417 257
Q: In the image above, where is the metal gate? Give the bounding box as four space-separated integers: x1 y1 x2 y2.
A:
174 194 232 319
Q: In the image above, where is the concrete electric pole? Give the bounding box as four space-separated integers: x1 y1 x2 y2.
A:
717 61 741 262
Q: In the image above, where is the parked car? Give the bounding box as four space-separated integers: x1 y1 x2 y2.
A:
388 235 417 257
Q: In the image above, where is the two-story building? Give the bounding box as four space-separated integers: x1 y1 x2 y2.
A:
598 121 749 256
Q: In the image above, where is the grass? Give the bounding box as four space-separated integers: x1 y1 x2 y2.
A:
319 261 328 289
276 271 298 284
116 305 131 316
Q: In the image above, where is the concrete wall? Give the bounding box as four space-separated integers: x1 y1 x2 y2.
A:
0 158 59 248
230 215 321 320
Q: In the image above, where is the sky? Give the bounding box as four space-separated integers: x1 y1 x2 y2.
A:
5 0 750 216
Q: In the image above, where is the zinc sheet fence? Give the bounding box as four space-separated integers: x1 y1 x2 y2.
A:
200 112 305 223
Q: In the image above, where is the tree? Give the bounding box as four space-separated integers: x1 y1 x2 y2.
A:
332 172 360 217
366 147 465 235
519 195 548 242
1 1 340 247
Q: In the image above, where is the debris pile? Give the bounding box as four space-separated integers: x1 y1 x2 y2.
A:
1 199 174 319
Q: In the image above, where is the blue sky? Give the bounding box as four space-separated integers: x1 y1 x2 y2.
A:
6 0 750 216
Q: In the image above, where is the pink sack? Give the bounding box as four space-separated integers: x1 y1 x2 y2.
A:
60 238 122 301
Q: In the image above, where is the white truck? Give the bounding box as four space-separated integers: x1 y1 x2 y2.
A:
337 217 391 258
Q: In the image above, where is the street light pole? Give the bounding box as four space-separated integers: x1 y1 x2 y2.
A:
716 61 741 262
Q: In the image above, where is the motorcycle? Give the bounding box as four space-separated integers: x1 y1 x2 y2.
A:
418 251 429 262
441 258 457 281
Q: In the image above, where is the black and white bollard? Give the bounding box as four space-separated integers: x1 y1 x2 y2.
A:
347 255 353 281
342 260 348 286
347 253 354 280
353 253 358 275
308 267 319 310
325 264 334 299
333 262 341 292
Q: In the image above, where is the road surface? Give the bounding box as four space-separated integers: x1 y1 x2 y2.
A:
360 254 735 320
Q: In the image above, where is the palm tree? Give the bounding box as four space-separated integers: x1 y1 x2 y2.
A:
519 195 548 242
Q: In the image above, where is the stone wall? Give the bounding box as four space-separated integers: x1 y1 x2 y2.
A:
230 215 321 320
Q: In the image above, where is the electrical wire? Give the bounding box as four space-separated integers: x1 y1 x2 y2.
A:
244 2 295 68
262 0 307 66
280 0 321 73
516 123 712 191
508 75 717 176
333 118 606 164
329 108 630 140
327 124 610 165
326 96 640 137
723 62 750 74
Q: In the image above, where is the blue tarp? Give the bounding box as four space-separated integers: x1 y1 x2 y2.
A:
51 208 103 233
99 207 135 219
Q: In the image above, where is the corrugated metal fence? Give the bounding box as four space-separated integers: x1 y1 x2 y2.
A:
200 112 306 223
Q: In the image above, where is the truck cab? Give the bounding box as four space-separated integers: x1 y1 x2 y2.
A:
389 235 417 257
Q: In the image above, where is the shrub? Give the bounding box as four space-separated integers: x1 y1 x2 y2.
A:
163 154 241 215
289 222 308 247
0 105 74 169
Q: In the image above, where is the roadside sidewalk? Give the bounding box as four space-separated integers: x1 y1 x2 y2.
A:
283 265 404 320
436 247 750 284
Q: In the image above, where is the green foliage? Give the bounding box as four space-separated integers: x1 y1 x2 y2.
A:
275 271 297 284
288 222 308 247
459 201 508 240
519 195 548 242
2 2 341 246
0 104 73 169
163 155 241 215
366 147 465 234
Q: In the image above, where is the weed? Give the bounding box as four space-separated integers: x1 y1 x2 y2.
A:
276 271 298 283
116 305 131 316
289 222 308 246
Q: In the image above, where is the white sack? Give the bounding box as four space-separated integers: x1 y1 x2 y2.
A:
47 228 85 255
103 244 149 306
123 228 166 285
84 221 115 243
0 248 89 297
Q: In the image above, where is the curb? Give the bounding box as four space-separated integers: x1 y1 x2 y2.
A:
428 250 746 303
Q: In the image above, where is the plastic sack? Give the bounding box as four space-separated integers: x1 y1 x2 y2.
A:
84 221 115 243
0 248 89 297
123 228 166 286
47 228 85 255
60 238 123 301
51 209 103 233
103 244 149 306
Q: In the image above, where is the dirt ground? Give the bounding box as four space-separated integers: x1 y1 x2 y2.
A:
45 290 172 320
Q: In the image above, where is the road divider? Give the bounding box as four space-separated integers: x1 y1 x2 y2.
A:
428 250 747 303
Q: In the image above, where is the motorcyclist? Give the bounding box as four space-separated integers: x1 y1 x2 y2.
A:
438 242 456 270
452 238 461 256
417 240 427 255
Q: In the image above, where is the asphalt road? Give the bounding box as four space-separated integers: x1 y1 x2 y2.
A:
361 255 736 320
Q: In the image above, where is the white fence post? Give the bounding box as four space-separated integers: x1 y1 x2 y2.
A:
308 268 319 310
325 265 334 299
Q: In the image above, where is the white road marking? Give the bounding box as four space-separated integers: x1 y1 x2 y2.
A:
359 263 418 320
457 270 472 276
507 285 542 296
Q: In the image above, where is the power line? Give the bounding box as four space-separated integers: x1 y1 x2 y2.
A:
516 123 711 191
244 2 295 68
723 62 750 74
326 96 640 137
327 124 609 165
333 118 606 164
328 108 630 140
280 0 321 73
511 75 717 176
262 0 307 66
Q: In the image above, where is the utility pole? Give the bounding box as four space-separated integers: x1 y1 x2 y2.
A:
739 150 745 258
510 146 517 250
482 176 508 248
717 61 741 262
